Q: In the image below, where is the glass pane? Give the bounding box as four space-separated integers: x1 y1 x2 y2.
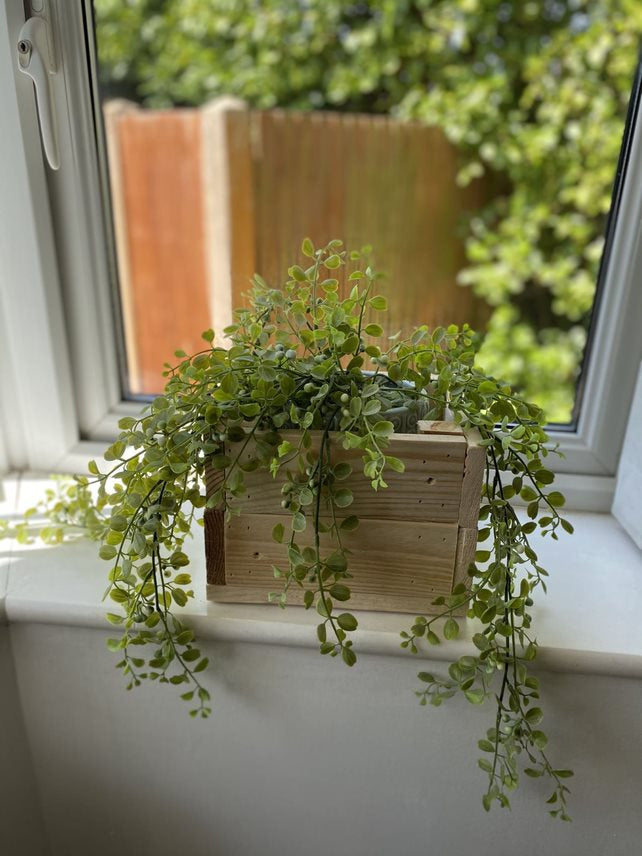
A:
91 1 639 424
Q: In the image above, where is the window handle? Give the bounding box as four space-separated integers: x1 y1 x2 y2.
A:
17 14 60 171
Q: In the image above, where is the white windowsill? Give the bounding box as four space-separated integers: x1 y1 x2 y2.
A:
1 474 641 678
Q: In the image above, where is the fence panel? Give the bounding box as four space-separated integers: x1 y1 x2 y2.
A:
248 109 489 334
105 102 491 394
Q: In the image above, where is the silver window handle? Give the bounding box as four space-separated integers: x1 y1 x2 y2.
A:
17 15 60 171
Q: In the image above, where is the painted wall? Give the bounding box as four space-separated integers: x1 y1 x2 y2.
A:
0 626 47 856
8 622 642 856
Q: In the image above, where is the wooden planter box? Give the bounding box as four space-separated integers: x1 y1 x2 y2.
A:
204 421 484 615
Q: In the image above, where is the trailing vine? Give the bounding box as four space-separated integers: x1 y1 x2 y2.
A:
3 239 573 816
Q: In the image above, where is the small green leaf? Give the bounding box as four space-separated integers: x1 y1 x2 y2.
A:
289 264 307 281
333 489 353 508
372 420 394 437
349 397 362 418
333 462 352 480
443 617 459 640
368 296 387 310
182 648 201 662
525 707 543 725
341 646 357 666
316 598 330 618
464 688 485 704
531 730 548 749
172 588 188 607
330 583 350 601
534 468 555 485
385 456 405 473
292 512 306 532
337 613 357 631
364 323 384 337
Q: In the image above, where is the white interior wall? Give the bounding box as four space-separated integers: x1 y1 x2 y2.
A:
0 626 47 856
8 622 642 856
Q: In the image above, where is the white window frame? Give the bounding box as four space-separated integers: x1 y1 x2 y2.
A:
1 0 641 512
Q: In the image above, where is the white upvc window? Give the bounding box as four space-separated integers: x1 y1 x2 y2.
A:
1 0 641 514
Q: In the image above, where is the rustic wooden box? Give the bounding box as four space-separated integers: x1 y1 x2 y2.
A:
204 421 484 615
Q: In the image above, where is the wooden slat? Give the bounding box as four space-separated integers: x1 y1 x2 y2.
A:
200 97 254 342
231 431 466 523
204 468 225 585
453 526 477 589
418 420 464 436
107 108 211 394
459 428 485 528
223 513 457 601
204 465 224 498
204 508 226 585
226 107 257 311
208 583 455 616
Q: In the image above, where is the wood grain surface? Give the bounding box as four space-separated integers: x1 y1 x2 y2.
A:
229 431 466 524
223 513 457 598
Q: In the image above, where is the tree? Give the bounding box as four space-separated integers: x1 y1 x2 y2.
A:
94 0 642 421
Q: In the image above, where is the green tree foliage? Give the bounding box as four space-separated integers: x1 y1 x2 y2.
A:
94 0 642 421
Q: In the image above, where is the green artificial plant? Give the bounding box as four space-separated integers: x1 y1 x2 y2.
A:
6 239 574 818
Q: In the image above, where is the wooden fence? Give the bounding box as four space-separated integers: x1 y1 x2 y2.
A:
105 99 492 394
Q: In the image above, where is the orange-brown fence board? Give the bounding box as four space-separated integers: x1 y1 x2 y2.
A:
105 106 211 395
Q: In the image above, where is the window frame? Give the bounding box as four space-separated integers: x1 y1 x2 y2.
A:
1 0 641 511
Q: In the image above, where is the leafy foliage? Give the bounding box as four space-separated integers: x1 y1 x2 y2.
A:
93 0 639 422
0 477 106 545
5 239 575 816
